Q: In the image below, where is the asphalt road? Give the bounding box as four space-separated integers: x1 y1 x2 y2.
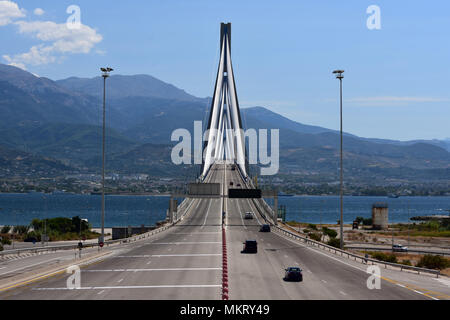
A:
0 164 446 300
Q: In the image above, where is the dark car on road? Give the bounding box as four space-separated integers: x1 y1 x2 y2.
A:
242 240 258 253
260 224 271 232
284 267 303 282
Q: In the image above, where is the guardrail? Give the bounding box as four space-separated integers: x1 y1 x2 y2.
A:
272 225 441 278
345 245 450 256
0 223 173 259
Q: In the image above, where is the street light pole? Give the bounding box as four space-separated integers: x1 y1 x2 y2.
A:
100 67 113 245
333 70 345 249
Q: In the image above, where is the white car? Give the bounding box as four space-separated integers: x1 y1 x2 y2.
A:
392 244 408 252
244 212 253 220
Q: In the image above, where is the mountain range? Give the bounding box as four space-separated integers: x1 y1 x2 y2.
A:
0 63 448 184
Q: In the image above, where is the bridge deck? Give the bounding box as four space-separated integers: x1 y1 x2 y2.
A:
0 164 441 300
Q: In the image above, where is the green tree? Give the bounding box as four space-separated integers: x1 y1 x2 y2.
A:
1 225 11 234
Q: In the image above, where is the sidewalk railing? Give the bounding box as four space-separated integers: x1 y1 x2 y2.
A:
345 245 450 256
0 223 173 259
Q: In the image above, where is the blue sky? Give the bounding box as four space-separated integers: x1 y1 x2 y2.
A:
1 0 449 141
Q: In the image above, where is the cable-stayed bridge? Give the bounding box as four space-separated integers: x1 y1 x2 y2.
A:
0 23 447 301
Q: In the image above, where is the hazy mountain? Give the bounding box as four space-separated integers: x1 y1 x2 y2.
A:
0 144 72 177
57 74 203 102
0 64 448 183
0 64 99 127
0 123 136 165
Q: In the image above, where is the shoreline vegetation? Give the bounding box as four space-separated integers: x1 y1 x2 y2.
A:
0 216 100 251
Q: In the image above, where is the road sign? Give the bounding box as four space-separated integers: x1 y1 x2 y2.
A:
78 241 83 249
228 189 262 199
99 242 104 248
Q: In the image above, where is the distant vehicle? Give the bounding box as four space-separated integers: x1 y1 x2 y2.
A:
244 212 253 220
242 240 258 253
237 183 241 187
392 244 408 252
284 267 303 282
231 165 236 171
24 237 37 243
260 224 271 232
388 194 400 198
230 182 234 186
278 191 294 197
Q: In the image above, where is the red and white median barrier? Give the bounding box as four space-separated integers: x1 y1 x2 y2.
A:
222 226 229 300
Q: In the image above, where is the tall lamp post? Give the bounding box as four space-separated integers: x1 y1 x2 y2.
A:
100 67 113 245
333 69 345 249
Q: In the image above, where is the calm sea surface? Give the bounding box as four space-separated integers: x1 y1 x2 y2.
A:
0 193 449 227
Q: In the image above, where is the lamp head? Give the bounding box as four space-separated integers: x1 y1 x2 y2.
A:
333 70 344 79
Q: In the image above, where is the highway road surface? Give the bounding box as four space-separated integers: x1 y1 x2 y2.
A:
0 164 449 300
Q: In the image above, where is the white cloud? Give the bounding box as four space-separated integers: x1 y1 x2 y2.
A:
33 8 44 16
4 20 103 67
0 0 25 26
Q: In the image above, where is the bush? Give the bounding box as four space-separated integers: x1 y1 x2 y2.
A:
24 231 41 242
371 252 397 263
0 244 3 251
309 232 322 242
363 218 373 226
303 229 310 234
13 225 30 235
400 260 412 266
322 227 338 239
416 255 450 270
327 238 341 248
1 237 11 245
355 217 364 224
308 224 317 230
1 225 11 234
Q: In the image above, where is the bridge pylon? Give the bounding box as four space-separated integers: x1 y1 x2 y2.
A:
201 23 247 179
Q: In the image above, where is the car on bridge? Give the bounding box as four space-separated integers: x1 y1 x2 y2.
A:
260 224 271 232
244 212 253 219
392 244 408 252
284 267 303 282
230 182 234 186
242 240 258 253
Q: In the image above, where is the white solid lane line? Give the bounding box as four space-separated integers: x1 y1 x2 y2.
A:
84 268 222 272
201 199 213 229
246 198 262 226
173 232 219 234
149 242 221 245
0 257 62 276
33 285 222 291
236 200 247 230
114 254 222 258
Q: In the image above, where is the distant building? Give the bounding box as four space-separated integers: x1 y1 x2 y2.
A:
372 202 388 230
